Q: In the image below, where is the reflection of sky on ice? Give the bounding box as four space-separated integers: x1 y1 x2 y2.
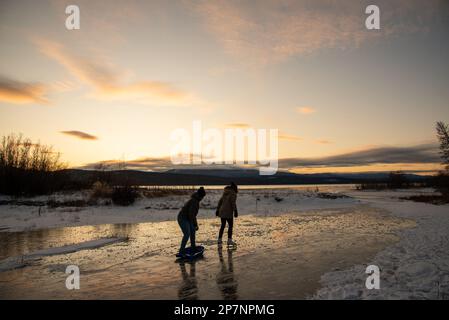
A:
0 206 413 299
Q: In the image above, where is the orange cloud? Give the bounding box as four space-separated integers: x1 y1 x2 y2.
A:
297 107 316 115
0 77 49 105
316 139 332 144
35 39 191 105
279 133 302 141
291 163 442 175
224 123 251 128
60 131 98 140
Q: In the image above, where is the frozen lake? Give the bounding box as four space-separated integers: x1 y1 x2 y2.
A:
0 205 413 299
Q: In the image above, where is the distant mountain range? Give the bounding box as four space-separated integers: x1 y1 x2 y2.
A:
63 168 429 186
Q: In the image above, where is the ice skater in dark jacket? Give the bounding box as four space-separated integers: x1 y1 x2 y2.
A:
177 187 206 257
216 182 238 246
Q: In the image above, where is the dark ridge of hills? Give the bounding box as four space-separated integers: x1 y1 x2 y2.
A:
61 168 429 186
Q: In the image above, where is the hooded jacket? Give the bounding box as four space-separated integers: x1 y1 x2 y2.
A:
217 186 238 219
178 191 202 228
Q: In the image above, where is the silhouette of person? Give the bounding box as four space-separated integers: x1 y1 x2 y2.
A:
177 260 198 300
216 245 238 300
216 182 238 246
177 187 206 257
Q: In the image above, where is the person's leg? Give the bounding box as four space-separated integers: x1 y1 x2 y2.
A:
218 218 226 239
227 218 234 239
189 221 196 248
178 217 191 253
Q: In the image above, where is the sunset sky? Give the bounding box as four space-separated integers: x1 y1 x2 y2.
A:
1 0 448 174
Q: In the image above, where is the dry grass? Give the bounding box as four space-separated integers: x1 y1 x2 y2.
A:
90 181 113 199
140 186 194 198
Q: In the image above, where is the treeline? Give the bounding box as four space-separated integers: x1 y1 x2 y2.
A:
0 134 68 195
358 171 448 192
357 171 427 190
357 121 449 200
0 134 139 205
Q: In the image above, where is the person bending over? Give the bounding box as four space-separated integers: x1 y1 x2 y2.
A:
177 187 206 257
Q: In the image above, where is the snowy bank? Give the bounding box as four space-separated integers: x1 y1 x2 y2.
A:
314 190 449 299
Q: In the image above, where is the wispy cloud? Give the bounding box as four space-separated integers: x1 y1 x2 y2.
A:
279 143 440 169
224 123 251 128
297 107 316 115
61 130 98 140
279 133 302 141
49 0 145 45
80 143 440 172
50 80 77 93
192 0 444 65
315 139 332 144
82 156 181 171
0 76 49 105
34 39 194 106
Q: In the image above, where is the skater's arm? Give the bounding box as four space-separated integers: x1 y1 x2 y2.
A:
216 197 223 216
232 193 238 218
189 200 199 229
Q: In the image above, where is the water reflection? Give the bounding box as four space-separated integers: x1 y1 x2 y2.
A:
0 223 140 260
177 260 199 300
216 246 238 300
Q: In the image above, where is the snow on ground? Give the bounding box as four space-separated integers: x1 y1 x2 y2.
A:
0 237 126 272
1 187 448 299
0 206 413 299
314 189 449 299
0 188 358 232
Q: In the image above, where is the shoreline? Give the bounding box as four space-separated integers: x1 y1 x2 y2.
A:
0 188 359 233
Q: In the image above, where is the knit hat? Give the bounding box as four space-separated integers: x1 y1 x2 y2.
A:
230 182 238 193
197 186 206 198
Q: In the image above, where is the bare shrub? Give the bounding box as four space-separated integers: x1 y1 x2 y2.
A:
111 186 139 206
433 172 449 198
0 134 67 195
436 121 449 171
435 122 449 200
90 181 113 200
141 186 193 198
